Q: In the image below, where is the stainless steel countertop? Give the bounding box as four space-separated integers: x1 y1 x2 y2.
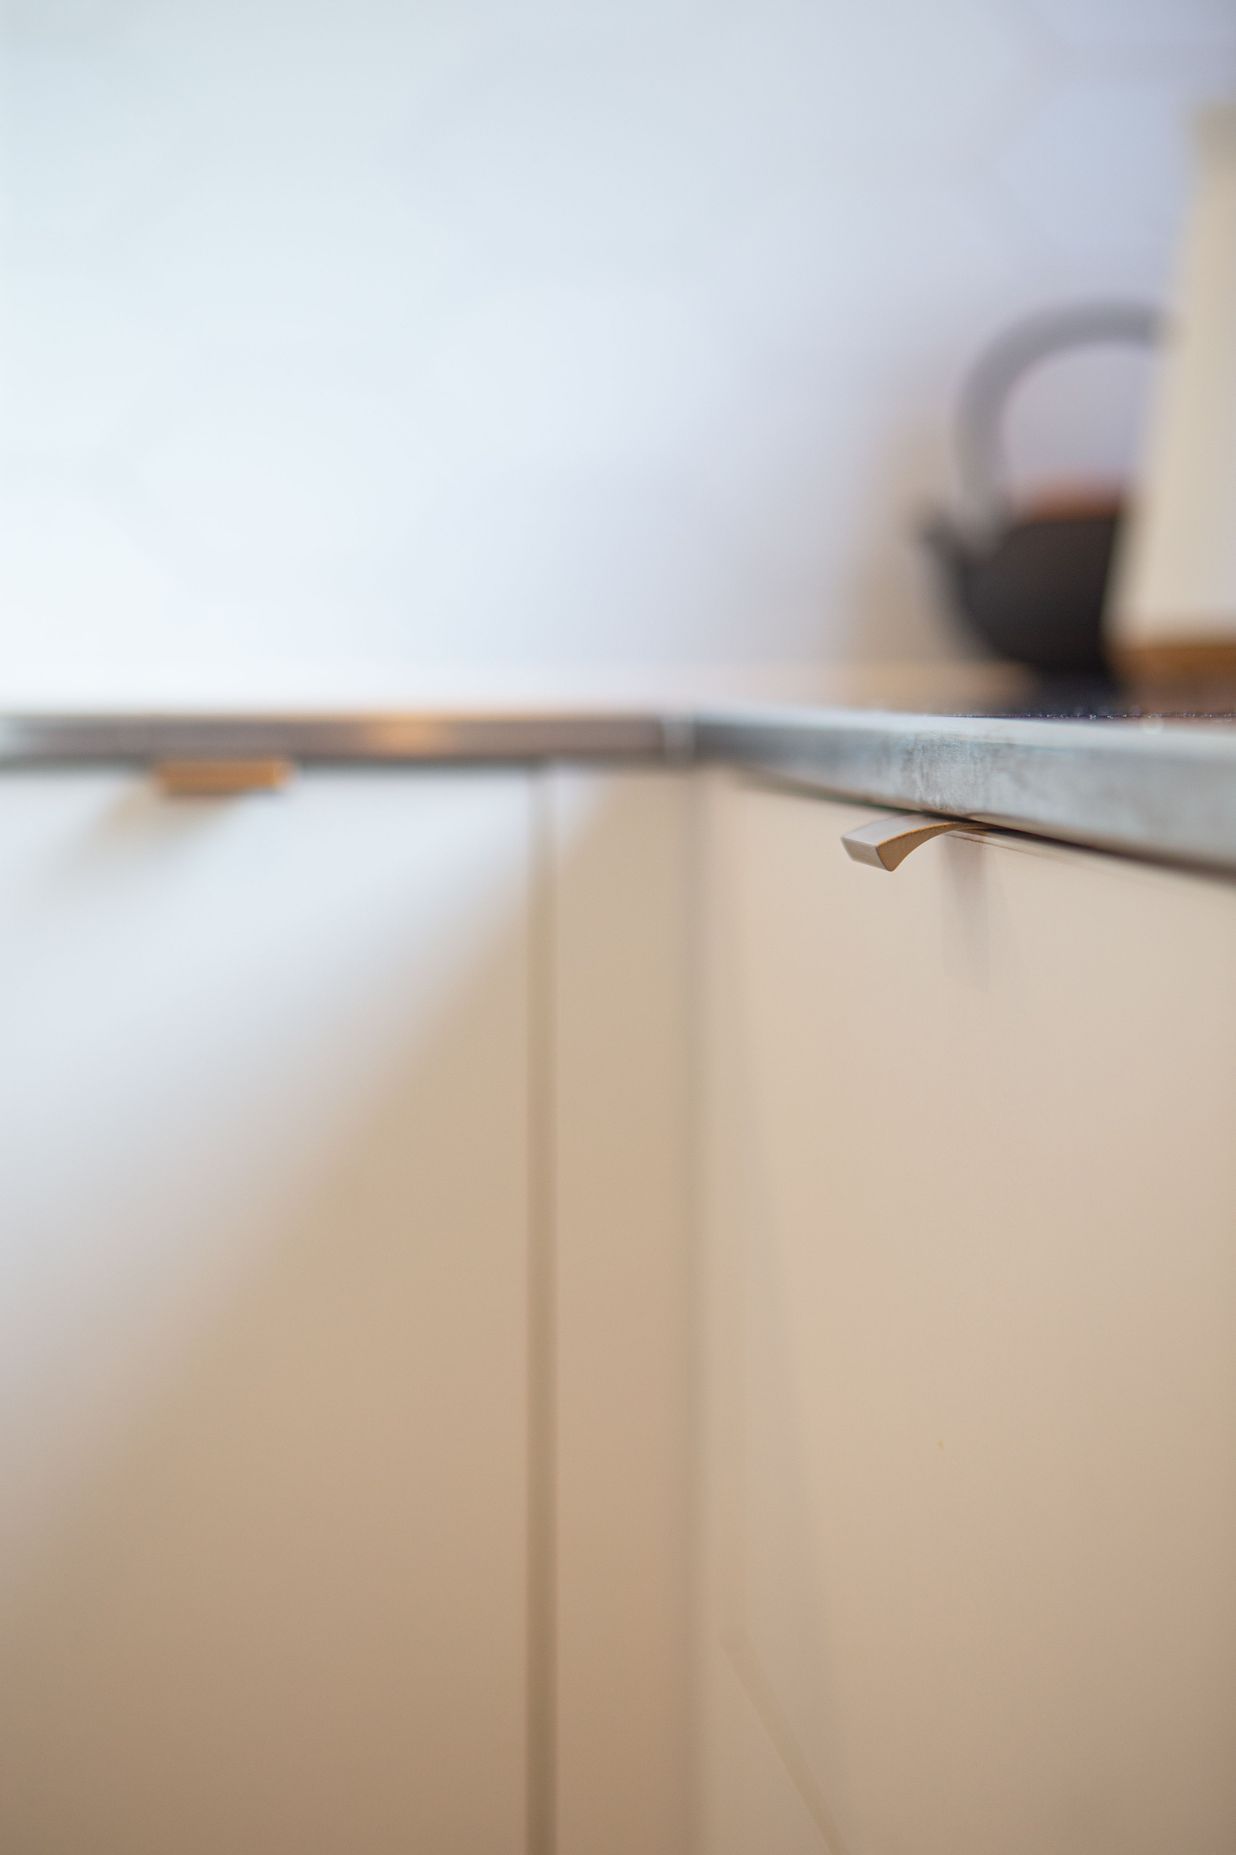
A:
695 705 1236 874
1 703 1234 875
0 709 690 767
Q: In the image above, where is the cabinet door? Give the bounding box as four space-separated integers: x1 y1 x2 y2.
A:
699 772 1236 1855
0 771 531 1855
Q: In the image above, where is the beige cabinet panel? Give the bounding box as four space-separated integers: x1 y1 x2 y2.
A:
0 771 531 1855
548 771 694 1855
699 772 1236 1855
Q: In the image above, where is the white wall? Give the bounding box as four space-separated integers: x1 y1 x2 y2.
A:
2 0 1233 700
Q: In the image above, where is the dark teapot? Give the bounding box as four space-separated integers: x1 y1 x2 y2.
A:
923 302 1160 675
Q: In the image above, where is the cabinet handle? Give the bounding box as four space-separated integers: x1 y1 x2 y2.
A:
842 813 965 871
155 759 296 797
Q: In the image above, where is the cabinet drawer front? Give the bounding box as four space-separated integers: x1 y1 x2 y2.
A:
700 775 1236 1855
0 771 532 1855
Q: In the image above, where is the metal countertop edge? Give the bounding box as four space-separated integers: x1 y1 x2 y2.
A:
0 704 1233 873
693 707 1236 874
0 710 692 765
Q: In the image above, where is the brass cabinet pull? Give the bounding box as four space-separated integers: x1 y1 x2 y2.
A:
155 759 296 798
842 813 966 871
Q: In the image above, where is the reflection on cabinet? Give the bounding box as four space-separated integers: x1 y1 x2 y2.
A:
0 771 532 1855
698 772 1236 1855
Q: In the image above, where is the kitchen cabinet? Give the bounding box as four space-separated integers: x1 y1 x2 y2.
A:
696 770 1236 1854
0 770 533 1855
1 735 1233 1855
0 760 699 1855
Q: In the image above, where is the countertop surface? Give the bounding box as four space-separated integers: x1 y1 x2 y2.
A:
1 680 1234 874
694 700 1236 873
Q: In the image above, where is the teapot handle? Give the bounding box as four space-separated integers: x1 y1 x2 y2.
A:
957 301 1160 528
